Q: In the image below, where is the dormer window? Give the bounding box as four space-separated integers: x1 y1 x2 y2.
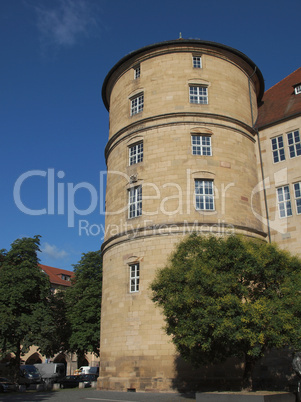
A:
61 274 71 281
294 84 301 95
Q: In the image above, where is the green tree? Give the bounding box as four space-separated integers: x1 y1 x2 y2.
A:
151 234 301 390
0 236 52 377
38 290 71 357
65 250 102 358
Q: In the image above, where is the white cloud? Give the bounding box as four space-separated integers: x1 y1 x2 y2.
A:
34 0 99 47
41 242 69 259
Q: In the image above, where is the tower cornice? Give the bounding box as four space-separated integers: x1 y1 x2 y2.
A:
104 112 257 162
102 39 265 110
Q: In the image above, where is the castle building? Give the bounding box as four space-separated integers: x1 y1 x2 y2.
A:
99 39 300 391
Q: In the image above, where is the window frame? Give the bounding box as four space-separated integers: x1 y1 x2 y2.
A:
134 65 140 79
287 129 301 159
276 185 293 218
130 93 144 116
189 85 208 105
129 263 140 293
195 179 215 211
129 142 143 165
128 185 142 219
192 55 202 69
294 182 301 215
191 135 212 156
271 135 286 163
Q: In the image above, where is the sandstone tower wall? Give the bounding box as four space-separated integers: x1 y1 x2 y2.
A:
99 39 266 391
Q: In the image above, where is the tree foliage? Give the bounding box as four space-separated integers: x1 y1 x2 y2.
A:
65 250 102 357
38 290 71 357
151 234 301 389
0 236 52 371
0 236 103 374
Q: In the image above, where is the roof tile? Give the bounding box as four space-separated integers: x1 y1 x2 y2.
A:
256 67 301 128
39 264 74 287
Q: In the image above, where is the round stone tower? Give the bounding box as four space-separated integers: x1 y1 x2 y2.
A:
99 39 266 391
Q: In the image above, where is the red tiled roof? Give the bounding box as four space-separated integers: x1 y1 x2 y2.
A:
256 67 301 129
39 264 74 287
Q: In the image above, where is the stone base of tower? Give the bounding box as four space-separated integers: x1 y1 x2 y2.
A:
97 376 174 392
97 349 298 393
96 357 243 392
96 352 179 392
96 353 243 393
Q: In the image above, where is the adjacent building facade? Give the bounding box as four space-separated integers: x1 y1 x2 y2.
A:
256 67 301 256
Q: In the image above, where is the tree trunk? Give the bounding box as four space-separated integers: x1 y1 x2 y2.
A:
14 340 21 382
242 354 257 391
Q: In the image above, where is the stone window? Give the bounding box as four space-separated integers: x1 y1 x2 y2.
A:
131 93 144 116
129 263 140 293
193 56 202 69
287 129 301 158
189 86 208 104
129 142 143 165
271 135 285 163
128 185 142 218
134 65 140 79
294 182 301 214
192 135 212 156
195 179 214 211
277 185 292 218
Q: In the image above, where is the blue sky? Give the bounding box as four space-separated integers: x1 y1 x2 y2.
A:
1 0 300 271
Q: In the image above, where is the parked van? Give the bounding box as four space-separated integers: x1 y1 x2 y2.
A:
74 366 99 375
34 363 65 384
19 365 42 387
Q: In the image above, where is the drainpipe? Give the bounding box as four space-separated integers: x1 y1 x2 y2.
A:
248 69 272 243
256 128 272 243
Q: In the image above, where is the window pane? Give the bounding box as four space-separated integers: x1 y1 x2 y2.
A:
279 148 285 161
277 188 284 202
128 186 142 218
271 138 277 150
129 142 143 165
129 263 139 293
195 180 214 211
131 94 144 115
134 66 140 79
294 183 301 198
189 86 208 104
192 135 212 156
193 56 202 68
287 130 301 159
277 185 292 218
271 135 285 163
294 183 301 214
